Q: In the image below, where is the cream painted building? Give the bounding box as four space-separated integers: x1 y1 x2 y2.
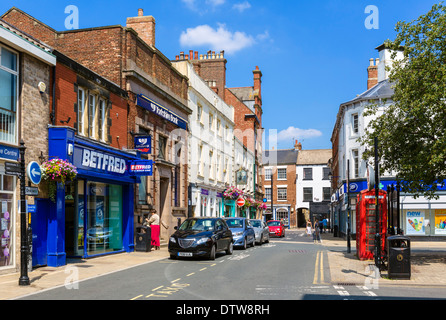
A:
173 60 235 218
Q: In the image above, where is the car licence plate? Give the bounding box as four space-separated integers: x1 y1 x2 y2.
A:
178 252 193 257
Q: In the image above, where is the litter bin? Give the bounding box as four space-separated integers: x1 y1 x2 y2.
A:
387 235 410 279
135 226 152 252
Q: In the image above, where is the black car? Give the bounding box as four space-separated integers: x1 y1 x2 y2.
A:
168 217 233 260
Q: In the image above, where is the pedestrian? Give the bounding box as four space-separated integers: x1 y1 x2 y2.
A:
322 218 328 233
319 219 324 234
313 219 321 243
145 210 160 250
306 219 312 237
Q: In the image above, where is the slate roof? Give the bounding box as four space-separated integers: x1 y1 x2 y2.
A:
263 149 299 166
342 79 394 106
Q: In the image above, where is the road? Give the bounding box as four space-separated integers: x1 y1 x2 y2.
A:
19 229 446 301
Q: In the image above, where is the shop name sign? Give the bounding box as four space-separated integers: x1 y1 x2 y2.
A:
78 148 127 175
128 160 153 176
137 94 188 130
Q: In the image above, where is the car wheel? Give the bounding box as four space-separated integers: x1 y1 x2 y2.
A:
265 235 270 243
170 254 177 260
242 238 247 250
226 242 233 255
251 238 255 247
259 235 263 245
208 245 216 260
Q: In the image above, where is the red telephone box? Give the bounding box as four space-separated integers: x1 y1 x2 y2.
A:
356 189 387 261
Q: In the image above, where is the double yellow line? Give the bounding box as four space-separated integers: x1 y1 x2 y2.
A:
313 251 327 285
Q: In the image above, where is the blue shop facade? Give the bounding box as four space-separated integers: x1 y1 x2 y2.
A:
33 127 142 267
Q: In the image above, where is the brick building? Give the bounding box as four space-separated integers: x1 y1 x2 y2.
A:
0 18 56 275
262 144 299 228
2 7 192 244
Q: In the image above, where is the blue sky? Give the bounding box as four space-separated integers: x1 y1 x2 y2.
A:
0 0 441 150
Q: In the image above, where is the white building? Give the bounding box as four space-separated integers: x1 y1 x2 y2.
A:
296 149 332 225
173 60 235 218
331 44 446 239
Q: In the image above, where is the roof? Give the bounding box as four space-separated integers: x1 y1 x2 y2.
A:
342 79 394 106
228 87 255 101
296 149 332 165
262 149 299 166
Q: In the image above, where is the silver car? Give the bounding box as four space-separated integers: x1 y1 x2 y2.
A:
250 219 270 245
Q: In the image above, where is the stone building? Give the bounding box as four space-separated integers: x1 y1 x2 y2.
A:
0 18 55 275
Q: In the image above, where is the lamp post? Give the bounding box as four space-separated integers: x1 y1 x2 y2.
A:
347 160 351 253
374 137 381 270
18 140 30 286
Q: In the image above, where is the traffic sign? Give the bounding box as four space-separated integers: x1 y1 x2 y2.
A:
236 197 245 207
26 161 42 185
25 186 39 196
5 162 20 176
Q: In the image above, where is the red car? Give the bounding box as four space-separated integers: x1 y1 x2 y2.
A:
267 220 285 238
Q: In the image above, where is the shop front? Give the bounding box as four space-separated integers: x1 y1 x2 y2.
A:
0 145 19 271
38 127 141 266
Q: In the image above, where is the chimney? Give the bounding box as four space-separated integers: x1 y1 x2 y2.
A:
367 58 378 89
126 9 156 47
294 140 302 151
253 66 263 114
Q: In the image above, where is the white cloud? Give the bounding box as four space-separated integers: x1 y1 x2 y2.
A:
233 1 251 12
181 0 225 11
179 23 256 55
273 126 323 142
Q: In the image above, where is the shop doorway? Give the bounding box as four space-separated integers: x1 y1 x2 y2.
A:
159 177 170 239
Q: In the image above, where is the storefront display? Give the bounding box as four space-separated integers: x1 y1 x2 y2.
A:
435 209 446 235
405 210 426 235
41 127 141 265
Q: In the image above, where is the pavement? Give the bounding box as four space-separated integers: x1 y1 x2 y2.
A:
1 229 445 300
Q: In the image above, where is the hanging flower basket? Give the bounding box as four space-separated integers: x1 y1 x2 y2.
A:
223 186 244 200
41 158 78 202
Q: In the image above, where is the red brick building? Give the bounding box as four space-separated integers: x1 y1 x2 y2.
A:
2 7 192 243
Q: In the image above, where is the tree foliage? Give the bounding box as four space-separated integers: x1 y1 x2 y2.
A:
360 3 446 199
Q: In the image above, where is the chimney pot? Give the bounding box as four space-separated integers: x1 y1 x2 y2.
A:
138 8 144 16
369 58 374 66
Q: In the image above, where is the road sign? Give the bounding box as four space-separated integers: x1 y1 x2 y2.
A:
236 197 245 207
5 162 20 176
26 161 42 185
25 186 39 196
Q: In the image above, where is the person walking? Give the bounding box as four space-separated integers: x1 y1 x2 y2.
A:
145 210 160 250
306 219 312 237
313 219 321 244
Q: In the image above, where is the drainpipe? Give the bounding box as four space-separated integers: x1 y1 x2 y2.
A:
51 66 56 125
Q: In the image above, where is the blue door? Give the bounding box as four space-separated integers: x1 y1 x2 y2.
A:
32 198 50 267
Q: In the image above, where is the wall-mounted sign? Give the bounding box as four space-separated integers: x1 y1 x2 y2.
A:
134 136 151 154
128 160 153 176
236 169 248 185
137 94 188 130
74 146 127 176
0 145 19 161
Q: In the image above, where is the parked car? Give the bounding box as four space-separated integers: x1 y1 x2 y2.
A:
267 220 286 238
250 219 270 245
224 217 256 249
168 217 233 260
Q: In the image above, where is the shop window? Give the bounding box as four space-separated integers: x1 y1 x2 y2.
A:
0 172 15 268
0 46 18 144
